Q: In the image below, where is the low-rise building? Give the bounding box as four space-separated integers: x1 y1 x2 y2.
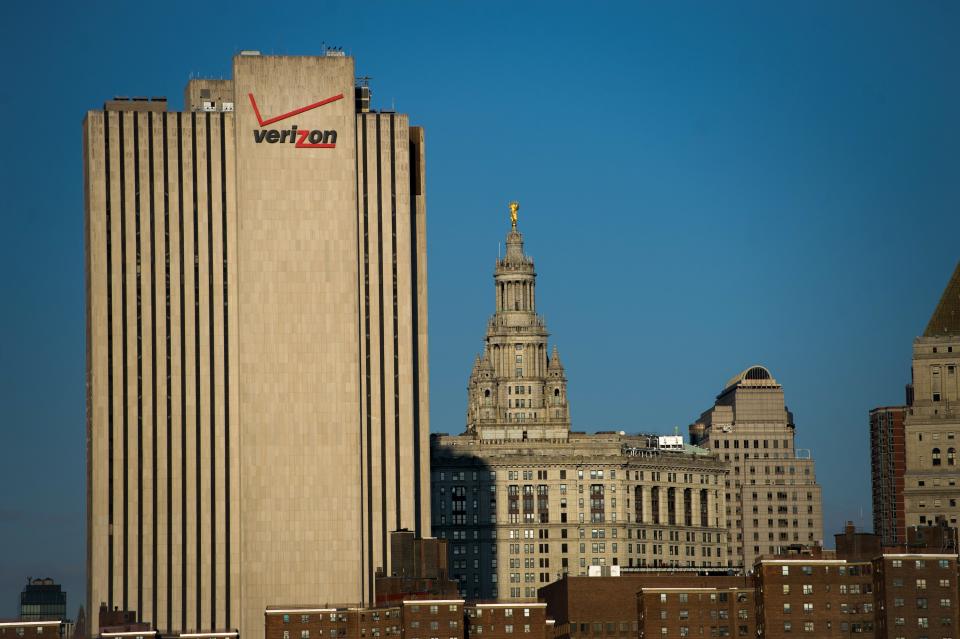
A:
539 574 748 639
465 603 549 639
0 620 69 639
265 606 403 639
754 557 875 638
637 585 755 638
402 600 465 639
874 553 958 639
263 600 552 639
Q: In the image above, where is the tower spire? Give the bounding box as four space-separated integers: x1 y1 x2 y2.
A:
924 259 960 336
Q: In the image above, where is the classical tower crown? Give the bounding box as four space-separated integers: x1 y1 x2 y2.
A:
465 203 570 441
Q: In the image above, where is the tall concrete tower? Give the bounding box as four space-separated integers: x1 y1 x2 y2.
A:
465 204 570 441
690 366 824 570
903 260 960 530
83 52 430 638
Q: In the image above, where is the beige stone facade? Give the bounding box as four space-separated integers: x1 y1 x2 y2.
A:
903 261 960 531
689 366 824 570
431 218 730 602
431 434 730 601
84 52 429 638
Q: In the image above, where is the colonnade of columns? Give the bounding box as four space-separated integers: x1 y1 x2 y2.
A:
496 279 536 313
631 485 713 527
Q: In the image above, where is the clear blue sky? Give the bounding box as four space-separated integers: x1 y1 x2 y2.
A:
1 0 958 619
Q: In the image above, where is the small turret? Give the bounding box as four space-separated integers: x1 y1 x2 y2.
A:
548 345 564 372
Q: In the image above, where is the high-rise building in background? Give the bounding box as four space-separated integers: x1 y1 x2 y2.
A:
689 366 824 569
870 405 907 546
19 578 67 621
903 261 960 531
83 51 430 638
432 212 731 601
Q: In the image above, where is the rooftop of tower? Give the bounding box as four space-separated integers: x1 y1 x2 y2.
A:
923 260 960 337
497 203 533 269
721 364 781 394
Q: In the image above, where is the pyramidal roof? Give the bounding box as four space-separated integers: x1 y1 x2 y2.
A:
924 260 960 337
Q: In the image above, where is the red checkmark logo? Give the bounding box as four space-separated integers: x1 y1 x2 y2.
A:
247 92 344 127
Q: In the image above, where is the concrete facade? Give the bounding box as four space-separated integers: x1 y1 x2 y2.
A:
903 261 960 532
84 52 430 638
689 366 824 570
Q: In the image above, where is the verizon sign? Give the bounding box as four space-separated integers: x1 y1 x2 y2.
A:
247 92 343 148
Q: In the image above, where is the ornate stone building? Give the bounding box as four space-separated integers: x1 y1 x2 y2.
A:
464 202 569 442
689 366 824 571
431 208 731 602
903 260 960 530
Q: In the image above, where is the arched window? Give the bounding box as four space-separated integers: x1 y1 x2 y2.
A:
932 448 942 466
554 388 560 397
949 448 956 466
484 389 490 398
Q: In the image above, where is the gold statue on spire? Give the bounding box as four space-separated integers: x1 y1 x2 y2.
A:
509 201 520 229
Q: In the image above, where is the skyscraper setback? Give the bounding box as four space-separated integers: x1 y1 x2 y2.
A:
83 52 430 638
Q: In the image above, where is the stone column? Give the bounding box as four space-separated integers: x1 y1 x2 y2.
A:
691 488 701 527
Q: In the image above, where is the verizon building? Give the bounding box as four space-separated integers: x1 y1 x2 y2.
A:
83 52 430 637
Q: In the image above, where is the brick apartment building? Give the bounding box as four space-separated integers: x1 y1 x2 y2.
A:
874 554 958 639
0 621 70 639
539 523 960 639
637 585 756 638
264 601 550 639
754 557 876 637
262 532 552 639
465 603 550 639
539 574 749 639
